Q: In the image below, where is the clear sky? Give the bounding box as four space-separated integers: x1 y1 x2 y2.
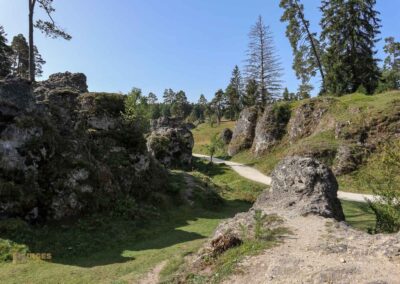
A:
0 0 399 102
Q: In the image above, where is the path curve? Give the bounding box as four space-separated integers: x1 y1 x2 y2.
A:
193 153 376 203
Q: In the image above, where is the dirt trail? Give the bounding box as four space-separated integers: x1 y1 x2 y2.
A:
138 260 167 284
223 216 400 284
193 153 376 203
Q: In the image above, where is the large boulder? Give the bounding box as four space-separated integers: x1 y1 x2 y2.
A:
207 156 344 248
252 104 290 156
228 107 258 156
147 117 194 169
255 156 345 221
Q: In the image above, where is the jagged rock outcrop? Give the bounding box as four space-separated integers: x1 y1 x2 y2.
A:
228 107 258 156
0 75 167 221
220 128 233 145
147 117 194 169
34 72 88 95
251 104 290 156
287 98 333 143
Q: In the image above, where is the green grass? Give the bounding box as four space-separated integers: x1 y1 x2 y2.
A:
0 161 265 283
0 206 247 284
191 158 266 202
192 121 236 154
193 92 400 194
341 200 376 232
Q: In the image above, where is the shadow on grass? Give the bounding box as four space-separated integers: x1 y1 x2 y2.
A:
341 200 376 232
0 173 251 268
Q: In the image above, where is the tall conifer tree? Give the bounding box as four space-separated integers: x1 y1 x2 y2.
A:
245 16 282 104
320 0 381 95
0 26 12 78
280 0 325 93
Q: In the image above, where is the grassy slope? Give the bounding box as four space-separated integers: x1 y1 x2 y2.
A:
194 91 400 194
0 161 265 283
191 126 376 233
192 120 236 154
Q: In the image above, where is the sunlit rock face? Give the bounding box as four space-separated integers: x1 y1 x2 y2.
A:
228 106 258 156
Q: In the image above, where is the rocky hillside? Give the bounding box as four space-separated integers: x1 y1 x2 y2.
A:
0 73 170 222
227 92 400 190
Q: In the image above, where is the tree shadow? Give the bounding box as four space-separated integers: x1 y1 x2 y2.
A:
0 196 251 268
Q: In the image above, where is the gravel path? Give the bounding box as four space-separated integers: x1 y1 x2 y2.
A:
193 153 376 203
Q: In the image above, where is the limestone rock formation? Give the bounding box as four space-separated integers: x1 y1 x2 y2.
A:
228 107 258 156
255 156 345 221
35 72 88 94
287 98 333 142
147 117 194 169
251 104 290 156
220 128 233 145
0 74 167 221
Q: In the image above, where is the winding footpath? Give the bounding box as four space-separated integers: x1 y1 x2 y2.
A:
193 153 376 203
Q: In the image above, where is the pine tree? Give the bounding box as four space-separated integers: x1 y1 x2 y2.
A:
163 88 176 104
28 0 71 82
280 0 325 92
198 94 208 106
320 0 381 95
245 16 283 104
282 88 290 101
297 83 312 99
242 79 258 107
379 37 400 91
11 34 30 79
0 26 12 78
34 45 46 77
171 90 189 118
10 34 45 79
211 89 225 125
383 37 400 71
147 92 158 104
225 65 243 120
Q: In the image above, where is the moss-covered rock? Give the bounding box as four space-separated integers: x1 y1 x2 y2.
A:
0 73 169 222
147 117 194 169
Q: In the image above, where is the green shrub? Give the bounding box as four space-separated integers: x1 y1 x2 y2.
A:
0 239 29 262
362 140 400 233
80 92 125 117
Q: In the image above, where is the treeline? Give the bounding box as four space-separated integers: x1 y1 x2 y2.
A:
2 0 399 127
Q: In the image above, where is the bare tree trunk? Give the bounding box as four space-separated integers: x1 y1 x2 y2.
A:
28 0 36 82
294 0 325 91
260 25 266 105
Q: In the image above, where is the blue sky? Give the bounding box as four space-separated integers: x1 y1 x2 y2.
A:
0 0 399 102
